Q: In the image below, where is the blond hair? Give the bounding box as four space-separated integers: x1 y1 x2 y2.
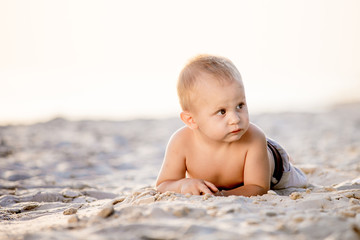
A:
177 54 242 111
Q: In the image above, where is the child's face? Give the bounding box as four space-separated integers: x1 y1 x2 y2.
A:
190 74 250 143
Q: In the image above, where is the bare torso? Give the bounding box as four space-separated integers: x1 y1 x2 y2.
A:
183 126 252 190
156 123 274 195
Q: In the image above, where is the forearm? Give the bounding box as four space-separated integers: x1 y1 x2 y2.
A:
157 178 219 195
217 184 269 197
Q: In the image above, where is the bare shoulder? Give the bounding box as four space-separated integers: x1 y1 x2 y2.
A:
166 126 193 154
169 126 193 145
242 123 267 145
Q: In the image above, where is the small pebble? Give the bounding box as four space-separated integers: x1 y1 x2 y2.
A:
289 192 302 200
324 187 336 192
63 208 77 215
164 191 174 196
202 193 212 200
267 190 277 195
246 219 260 225
22 203 39 211
97 206 114 218
61 189 81 198
68 215 80 224
344 191 360 199
265 211 277 217
293 215 305 223
112 197 126 205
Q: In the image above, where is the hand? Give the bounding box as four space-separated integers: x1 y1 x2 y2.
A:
179 178 219 195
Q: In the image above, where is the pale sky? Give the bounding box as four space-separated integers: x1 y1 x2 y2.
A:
1 0 359 124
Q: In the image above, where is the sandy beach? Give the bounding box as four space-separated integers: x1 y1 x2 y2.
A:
1 103 360 240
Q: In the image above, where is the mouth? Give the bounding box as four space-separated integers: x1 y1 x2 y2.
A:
231 129 241 134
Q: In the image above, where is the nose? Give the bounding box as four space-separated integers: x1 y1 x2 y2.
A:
228 111 241 125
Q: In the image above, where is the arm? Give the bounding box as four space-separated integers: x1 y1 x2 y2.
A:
157 178 218 195
217 126 271 197
216 184 268 197
156 127 218 195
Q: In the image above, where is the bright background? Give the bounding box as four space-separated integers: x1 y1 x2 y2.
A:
1 0 359 125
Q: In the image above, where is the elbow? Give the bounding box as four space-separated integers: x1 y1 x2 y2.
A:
257 185 269 196
258 187 269 196
248 184 269 197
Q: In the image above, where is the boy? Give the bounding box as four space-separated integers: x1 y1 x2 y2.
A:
156 55 307 197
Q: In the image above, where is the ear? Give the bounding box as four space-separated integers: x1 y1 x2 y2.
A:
180 111 198 129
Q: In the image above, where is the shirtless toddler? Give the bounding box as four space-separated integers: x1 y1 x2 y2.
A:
156 54 307 197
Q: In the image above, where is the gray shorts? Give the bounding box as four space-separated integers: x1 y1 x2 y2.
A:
267 138 308 190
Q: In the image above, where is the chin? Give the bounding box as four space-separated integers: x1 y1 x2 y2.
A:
225 135 242 142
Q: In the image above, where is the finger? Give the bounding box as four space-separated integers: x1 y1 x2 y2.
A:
204 180 219 193
191 189 201 195
198 184 213 195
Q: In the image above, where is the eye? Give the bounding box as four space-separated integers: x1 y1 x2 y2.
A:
217 109 226 116
236 103 245 109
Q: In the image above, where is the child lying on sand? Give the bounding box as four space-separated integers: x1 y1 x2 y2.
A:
156 54 307 197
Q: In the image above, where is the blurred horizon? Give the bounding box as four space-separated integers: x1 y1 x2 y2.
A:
1 0 360 125
2 100 360 127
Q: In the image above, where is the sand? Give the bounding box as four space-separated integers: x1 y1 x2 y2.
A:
1 103 360 240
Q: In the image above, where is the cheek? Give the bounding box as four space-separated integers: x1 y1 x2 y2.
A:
206 118 224 131
241 113 250 124
244 114 249 122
